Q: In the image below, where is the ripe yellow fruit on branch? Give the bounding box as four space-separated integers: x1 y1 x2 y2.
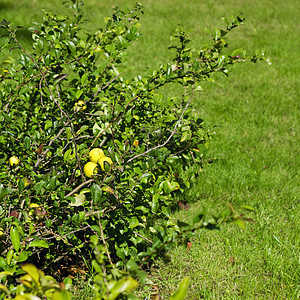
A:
98 156 113 172
89 148 105 163
74 100 87 112
9 156 19 166
84 161 98 178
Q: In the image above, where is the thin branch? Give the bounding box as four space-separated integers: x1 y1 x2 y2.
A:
126 83 196 163
133 231 153 244
64 179 94 198
32 127 65 171
7 27 68 119
97 212 114 267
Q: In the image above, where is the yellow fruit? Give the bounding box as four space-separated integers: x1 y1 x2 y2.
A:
74 100 87 112
89 148 105 163
9 156 19 166
84 161 98 178
27 203 43 223
97 156 113 172
0 228 5 239
29 203 39 216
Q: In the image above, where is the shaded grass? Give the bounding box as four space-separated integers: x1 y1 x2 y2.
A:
1 0 299 298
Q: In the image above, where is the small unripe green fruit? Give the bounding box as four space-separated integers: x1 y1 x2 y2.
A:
89 148 105 163
9 156 19 166
97 156 113 172
84 161 98 178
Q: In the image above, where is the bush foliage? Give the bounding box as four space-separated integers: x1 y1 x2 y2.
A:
0 1 268 298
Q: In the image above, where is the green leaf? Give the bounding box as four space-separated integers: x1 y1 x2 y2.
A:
116 35 127 50
109 277 139 300
234 219 246 230
90 225 101 236
136 270 147 284
18 178 25 193
0 184 12 201
76 90 83 99
152 237 162 249
24 136 31 149
21 263 40 284
170 277 190 300
116 248 126 261
52 290 72 300
128 217 139 229
0 270 13 281
91 183 102 203
166 64 172 79
92 123 101 136
10 227 20 252
183 63 189 74
6 250 14 265
0 256 6 268
151 199 159 213
66 40 76 54
28 239 49 248
135 206 149 213
49 176 58 190
81 73 87 86
70 194 86 207
213 28 221 41
63 277 73 290
16 250 29 262
66 127 72 141
163 180 172 194
126 258 139 271
45 119 53 130
0 283 9 293
180 131 188 142
90 235 99 246
64 148 72 161
161 206 170 217
140 172 152 184
240 205 255 211
231 48 243 57
163 180 180 194
33 180 46 195
77 125 89 134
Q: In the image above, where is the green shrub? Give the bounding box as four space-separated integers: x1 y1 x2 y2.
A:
0 0 268 297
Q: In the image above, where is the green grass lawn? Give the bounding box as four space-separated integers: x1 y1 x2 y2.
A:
1 0 299 299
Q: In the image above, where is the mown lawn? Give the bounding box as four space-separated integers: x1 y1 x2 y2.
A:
1 0 299 299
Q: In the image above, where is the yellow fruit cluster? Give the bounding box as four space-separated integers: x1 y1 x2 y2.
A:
74 100 87 112
84 148 113 178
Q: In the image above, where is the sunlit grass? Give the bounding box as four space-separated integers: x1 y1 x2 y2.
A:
1 0 299 298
